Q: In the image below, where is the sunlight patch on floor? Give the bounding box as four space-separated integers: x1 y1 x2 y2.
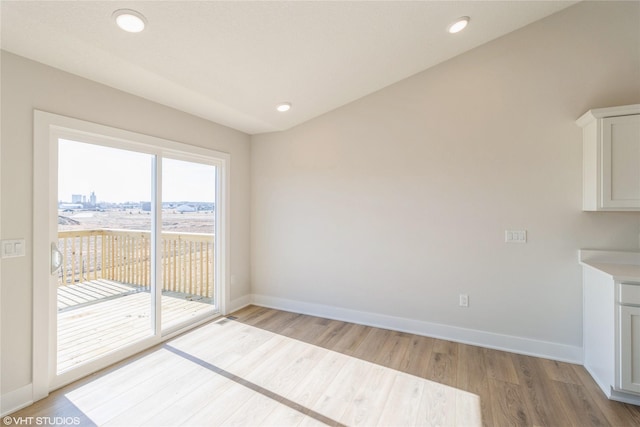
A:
63 317 482 426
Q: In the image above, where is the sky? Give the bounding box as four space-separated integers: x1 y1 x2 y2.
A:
58 139 216 203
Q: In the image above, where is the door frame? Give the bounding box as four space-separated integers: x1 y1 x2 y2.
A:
33 110 230 400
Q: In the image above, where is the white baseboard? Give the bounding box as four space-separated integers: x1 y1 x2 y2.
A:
583 363 612 398
584 364 640 405
250 294 583 364
226 294 252 315
1 383 33 417
609 389 640 406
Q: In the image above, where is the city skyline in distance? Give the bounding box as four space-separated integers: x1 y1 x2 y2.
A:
59 190 215 207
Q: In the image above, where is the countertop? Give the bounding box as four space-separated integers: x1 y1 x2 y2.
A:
579 250 640 283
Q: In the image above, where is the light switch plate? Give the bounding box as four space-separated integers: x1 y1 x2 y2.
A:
505 230 527 243
2 239 26 258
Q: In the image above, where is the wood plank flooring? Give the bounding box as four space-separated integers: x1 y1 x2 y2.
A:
12 305 640 426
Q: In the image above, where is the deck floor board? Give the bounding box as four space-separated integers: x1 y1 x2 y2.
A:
58 280 215 372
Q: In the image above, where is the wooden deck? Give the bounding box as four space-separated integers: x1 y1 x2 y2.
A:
58 280 216 372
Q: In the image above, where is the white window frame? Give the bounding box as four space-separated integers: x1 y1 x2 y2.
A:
33 110 230 399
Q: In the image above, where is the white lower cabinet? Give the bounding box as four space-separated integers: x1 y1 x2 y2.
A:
620 301 640 394
583 267 640 405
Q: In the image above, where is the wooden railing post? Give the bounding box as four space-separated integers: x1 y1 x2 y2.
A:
100 233 105 281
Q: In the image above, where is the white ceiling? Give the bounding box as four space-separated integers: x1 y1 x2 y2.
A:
1 1 577 134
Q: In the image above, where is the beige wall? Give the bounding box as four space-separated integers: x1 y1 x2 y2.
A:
0 52 252 394
251 1 640 353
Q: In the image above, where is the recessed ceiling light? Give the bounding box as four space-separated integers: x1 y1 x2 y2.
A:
113 9 147 33
448 16 470 34
276 102 292 112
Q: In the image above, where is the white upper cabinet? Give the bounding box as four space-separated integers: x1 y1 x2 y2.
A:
577 104 640 211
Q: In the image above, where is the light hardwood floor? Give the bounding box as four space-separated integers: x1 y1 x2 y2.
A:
11 305 640 426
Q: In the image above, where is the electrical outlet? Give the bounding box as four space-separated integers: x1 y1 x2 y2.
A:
459 293 469 308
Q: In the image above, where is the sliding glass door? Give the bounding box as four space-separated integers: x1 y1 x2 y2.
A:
33 111 228 396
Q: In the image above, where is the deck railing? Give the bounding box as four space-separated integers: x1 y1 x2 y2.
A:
57 229 214 298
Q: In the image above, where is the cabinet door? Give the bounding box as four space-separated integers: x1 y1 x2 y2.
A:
602 114 640 209
620 305 640 393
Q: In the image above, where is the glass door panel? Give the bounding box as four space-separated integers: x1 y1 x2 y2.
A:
161 158 217 331
57 139 154 373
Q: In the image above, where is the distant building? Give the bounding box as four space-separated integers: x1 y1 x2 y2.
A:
71 194 83 204
89 192 97 206
176 204 196 213
59 203 83 211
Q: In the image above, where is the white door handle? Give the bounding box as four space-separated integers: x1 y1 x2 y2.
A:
51 242 63 275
